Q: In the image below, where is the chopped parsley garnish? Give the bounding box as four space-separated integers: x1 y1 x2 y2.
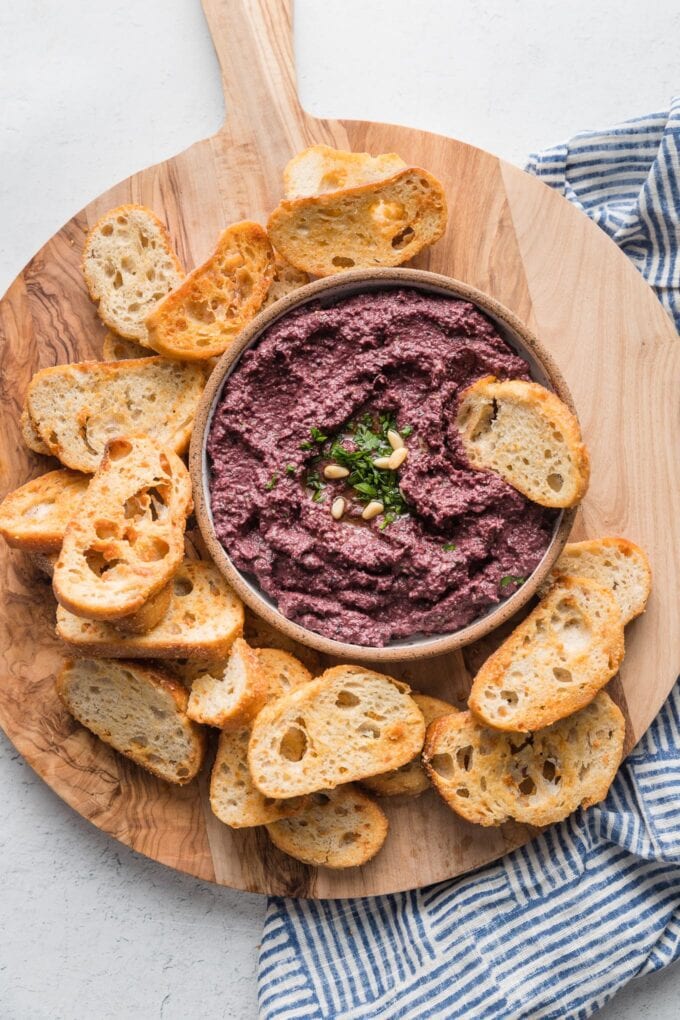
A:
443 542 457 552
264 472 279 491
302 412 410 527
299 440 313 451
305 469 326 502
285 464 296 476
400 424 413 437
500 574 526 588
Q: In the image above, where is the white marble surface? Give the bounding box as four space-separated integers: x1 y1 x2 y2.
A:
1 2 678 1017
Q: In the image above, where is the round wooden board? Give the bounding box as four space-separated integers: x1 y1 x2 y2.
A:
1 0 678 899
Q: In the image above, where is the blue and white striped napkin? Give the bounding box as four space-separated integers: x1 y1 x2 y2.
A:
257 102 680 1020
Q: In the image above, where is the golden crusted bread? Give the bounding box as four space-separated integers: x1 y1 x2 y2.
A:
361 694 456 797
457 376 590 508
82 204 184 342
546 537 651 625
267 168 448 277
56 658 205 784
111 580 173 635
283 145 407 198
21 405 51 454
101 333 152 361
52 437 191 622
262 255 310 308
56 559 243 659
244 606 322 673
248 665 426 799
209 648 312 829
423 692 625 827
145 221 275 361
468 576 625 732
0 469 89 552
187 637 267 729
266 784 388 868
25 357 205 473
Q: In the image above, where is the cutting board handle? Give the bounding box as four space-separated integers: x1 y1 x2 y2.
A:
202 0 310 145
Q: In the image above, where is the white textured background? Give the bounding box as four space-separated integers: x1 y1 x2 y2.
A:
1 2 678 1017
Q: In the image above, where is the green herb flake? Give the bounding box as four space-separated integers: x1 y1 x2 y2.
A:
500 574 526 589
400 424 414 437
299 440 313 451
265 473 279 491
310 427 328 443
443 543 457 552
285 464 296 476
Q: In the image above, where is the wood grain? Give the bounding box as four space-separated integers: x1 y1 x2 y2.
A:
0 0 678 898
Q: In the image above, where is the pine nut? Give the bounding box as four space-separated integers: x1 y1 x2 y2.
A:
388 447 408 470
362 500 384 520
373 456 392 469
331 497 345 520
387 429 404 450
323 464 349 480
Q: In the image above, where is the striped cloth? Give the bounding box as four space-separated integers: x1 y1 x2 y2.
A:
257 104 680 1019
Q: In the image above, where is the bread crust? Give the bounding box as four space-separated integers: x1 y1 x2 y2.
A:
145 221 275 360
187 637 268 729
283 145 407 199
0 468 89 552
424 693 625 826
546 537 652 624
457 376 590 508
468 576 625 732
52 437 192 621
267 167 448 277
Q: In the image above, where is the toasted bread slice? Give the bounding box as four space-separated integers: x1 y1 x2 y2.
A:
56 559 244 659
267 167 448 277
0 469 89 553
424 692 624 827
21 405 51 455
546 537 651 624
26 357 205 473
209 648 312 829
262 255 310 308
53 437 191 621
243 606 322 673
361 694 456 797
56 658 205 784
101 332 152 362
283 145 407 199
187 638 267 729
468 577 625 732
82 205 184 342
457 376 589 508
145 221 275 361
266 785 388 868
248 665 425 799
111 580 173 635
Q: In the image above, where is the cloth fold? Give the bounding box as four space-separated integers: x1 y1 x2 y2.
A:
258 102 680 1020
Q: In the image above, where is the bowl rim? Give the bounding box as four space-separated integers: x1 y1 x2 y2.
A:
189 267 577 662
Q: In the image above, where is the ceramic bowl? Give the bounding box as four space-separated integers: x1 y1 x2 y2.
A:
189 268 577 663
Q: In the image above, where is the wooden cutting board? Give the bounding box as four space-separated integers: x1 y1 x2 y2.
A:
1 0 678 899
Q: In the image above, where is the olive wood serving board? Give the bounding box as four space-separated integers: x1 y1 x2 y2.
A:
0 0 678 899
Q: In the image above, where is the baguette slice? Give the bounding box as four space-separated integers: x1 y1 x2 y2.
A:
361 694 456 797
248 665 425 799
266 785 388 868
267 168 448 277
283 145 407 199
82 205 184 342
187 638 267 729
56 658 205 784
101 333 152 362
457 376 590 508
423 692 625 827
262 255 310 308
26 357 205 473
21 405 51 455
145 221 275 361
56 560 244 659
111 580 173 635
53 437 191 621
0 469 89 552
546 537 651 625
209 649 312 828
468 577 625 732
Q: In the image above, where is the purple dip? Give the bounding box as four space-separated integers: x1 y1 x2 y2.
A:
208 288 556 646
